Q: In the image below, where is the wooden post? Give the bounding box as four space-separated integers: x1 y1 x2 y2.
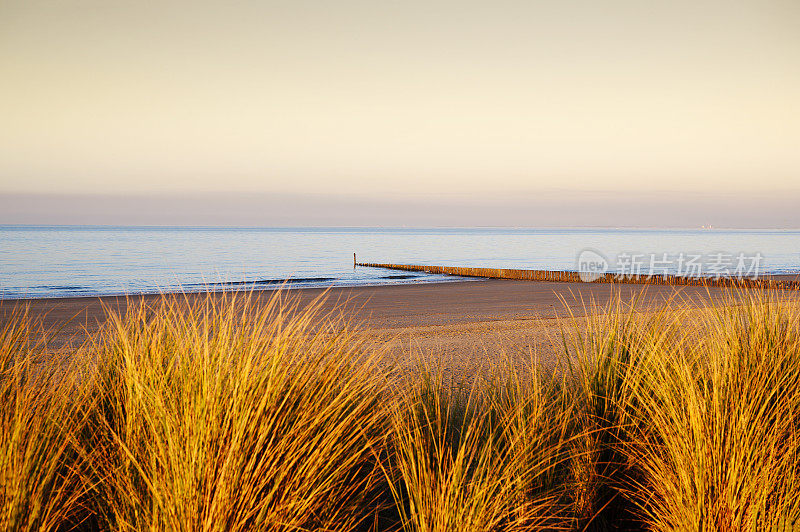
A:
353 253 357 269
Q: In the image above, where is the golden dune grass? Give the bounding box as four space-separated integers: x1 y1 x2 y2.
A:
0 289 799 531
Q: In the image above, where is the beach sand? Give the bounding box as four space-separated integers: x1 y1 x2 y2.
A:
6 277 798 378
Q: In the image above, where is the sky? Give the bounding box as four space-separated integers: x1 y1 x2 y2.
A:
1 0 799 227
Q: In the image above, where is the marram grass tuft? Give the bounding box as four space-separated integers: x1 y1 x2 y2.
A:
1 288 800 531
83 292 391 532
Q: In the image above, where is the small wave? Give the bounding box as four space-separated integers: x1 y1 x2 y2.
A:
191 277 337 288
379 274 419 279
0 285 93 300
30 285 89 291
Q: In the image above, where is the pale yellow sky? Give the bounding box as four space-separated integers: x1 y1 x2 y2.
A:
1 0 799 199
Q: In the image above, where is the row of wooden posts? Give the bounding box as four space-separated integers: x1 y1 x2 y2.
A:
354 258 800 290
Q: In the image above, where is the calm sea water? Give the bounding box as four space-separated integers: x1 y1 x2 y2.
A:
1 226 799 299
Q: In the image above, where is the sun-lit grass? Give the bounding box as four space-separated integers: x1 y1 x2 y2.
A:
559 294 687 529
386 366 510 532
1 288 799 531
620 292 800 531
0 309 91 531
384 358 576 532
84 292 391 531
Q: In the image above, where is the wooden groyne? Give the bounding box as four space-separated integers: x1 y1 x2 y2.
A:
355 262 800 290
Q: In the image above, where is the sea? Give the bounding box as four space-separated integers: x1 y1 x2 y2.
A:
1 226 799 299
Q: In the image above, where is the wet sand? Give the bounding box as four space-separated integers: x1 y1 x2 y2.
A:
6 278 795 376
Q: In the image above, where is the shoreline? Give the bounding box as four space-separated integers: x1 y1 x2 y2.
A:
2 272 797 304
0 276 476 304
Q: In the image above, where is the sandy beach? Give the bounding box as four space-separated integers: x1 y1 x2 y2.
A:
5 277 798 375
